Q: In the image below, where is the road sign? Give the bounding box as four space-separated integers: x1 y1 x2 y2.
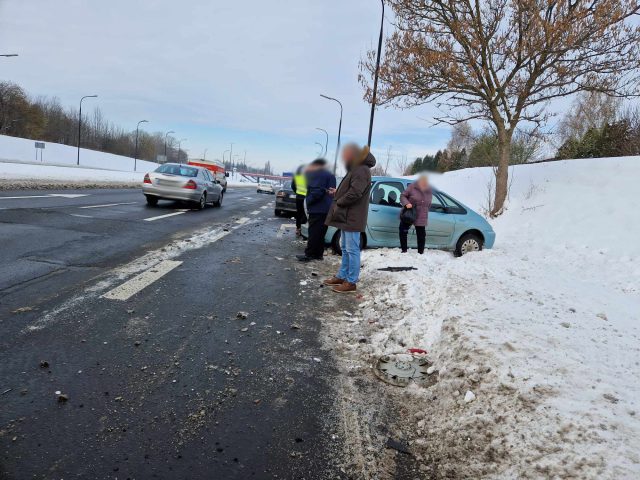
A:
34 142 45 162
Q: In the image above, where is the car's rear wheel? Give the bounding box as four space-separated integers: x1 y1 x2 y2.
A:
455 232 483 257
331 231 367 256
195 192 206 210
213 192 223 207
274 209 282 217
145 195 158 206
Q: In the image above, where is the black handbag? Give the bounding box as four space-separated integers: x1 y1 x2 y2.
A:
400 206 416 225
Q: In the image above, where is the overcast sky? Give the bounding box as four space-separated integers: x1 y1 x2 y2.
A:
0 0 455 173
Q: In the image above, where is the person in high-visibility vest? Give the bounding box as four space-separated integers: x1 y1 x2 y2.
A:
291 165 308 236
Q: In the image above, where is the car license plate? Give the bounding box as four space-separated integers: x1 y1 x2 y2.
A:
289 194 296 199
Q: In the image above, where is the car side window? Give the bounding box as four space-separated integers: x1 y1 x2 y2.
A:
370 182 404 208
438 192 466 214
430 194 446 213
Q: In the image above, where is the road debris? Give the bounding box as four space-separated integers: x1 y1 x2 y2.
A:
11 306 34 314
386 437 411 455
374 353 430 387
39 361 49 369
236 311 249 320
464 391 476 403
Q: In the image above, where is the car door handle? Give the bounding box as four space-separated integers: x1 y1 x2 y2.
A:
371 209 379 212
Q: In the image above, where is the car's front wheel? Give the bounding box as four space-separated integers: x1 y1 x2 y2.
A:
455 232 483 257
331 231 366 256
145 195 158 206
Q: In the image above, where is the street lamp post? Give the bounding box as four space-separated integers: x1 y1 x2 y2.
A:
229 143 234 168
134 120 149 172
203 149 208 161
223 150 230 163
164 130 175 161
316 128 329 157
320 94 343 175
177 139 187 164
77 95 98 165
367 0 385 148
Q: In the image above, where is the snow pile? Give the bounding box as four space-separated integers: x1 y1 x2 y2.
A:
340 157 640 478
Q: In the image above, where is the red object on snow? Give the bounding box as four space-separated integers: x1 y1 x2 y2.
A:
408 348 428 355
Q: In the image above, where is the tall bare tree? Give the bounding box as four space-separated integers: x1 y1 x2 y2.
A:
361 0 640 216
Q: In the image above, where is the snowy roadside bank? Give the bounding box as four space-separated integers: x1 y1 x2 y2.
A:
319 157 640 478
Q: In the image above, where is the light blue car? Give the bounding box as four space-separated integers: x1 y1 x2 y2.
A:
304 176 496 256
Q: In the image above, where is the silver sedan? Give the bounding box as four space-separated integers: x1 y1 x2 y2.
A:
142 163 224 209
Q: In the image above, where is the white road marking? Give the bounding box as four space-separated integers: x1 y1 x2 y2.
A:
143 210 189 222
50 194 90 199
277 223 296 238
25 225 240 329
260 205 268 209
250 210 260 215
0 194 91 200
70 214 94 218
79 202 137 209
235 217 250 225
102 260 183 301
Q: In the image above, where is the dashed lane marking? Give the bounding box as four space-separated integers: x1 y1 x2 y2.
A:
143 210 189 222
0 193 90 200
79 202 138 209
70 214 94 218
260 205 268 209
250 210 260 215
102 260 183 301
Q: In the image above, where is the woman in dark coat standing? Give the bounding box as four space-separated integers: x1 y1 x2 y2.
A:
399 175 433 254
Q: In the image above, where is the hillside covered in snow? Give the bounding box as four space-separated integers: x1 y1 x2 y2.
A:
325 157 640 478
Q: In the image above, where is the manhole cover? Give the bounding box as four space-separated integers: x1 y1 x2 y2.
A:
374 353 430 387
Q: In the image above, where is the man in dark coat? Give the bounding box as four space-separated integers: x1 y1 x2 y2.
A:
297 158 336 262
324 144 376 293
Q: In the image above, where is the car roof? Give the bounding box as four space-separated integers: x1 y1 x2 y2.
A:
371 176 442 193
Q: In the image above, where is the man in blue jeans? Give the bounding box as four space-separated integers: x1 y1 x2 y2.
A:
323 144 376 293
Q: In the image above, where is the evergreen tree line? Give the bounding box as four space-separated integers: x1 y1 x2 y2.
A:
407 128 539 175
555 101 640 160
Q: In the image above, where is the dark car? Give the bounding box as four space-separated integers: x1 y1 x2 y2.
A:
275 181 297 217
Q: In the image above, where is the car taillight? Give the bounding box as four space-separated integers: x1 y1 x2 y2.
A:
184 179 197 190
276 191 285 197
143 174 152 184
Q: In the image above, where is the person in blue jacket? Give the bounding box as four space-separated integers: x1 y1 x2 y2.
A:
297 158 336 262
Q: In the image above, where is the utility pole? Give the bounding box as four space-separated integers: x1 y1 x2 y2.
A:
134 120 149 171
77 95 98 165
164 131 175 161
320 94 343 175
367 0 385 147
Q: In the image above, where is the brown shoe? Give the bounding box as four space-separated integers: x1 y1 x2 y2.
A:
332 282 357 293
323 276 344 286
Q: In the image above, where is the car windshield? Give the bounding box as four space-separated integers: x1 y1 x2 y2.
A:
155 164 198 177
283 181 292 190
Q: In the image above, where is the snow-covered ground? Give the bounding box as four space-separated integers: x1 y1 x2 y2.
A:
0 135 253 187
327 157 640 478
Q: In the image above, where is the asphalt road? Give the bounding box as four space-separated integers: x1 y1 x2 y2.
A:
0 187 343 479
